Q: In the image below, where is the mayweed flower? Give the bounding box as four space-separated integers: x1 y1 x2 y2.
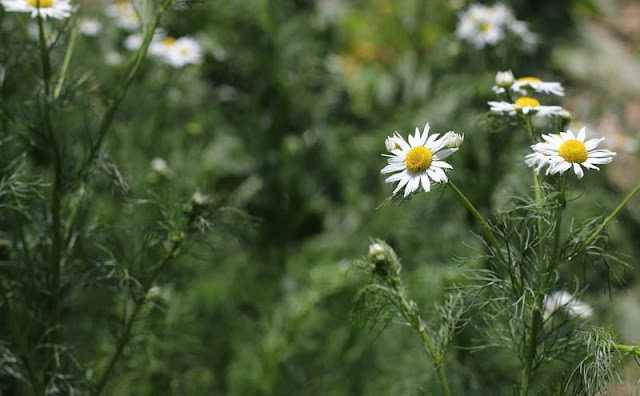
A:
1 0 73 20
488 97 564 117
493 74 564 96
525 128 616 179
512 76 564 96
106 1 140 31
543 291 593 319
381 124 458 198
456 3 536 49
367 243 386 262
79 18 102 36
150 36 203 68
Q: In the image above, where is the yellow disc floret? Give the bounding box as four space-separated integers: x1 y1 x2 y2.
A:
27 0 53 7
558 140 588 163
162 37 177 46
405 146 433 174
515 97 540 108
517 77 542 83
480 23 492 32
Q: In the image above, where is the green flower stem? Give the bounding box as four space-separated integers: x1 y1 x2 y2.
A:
93 240 183 396
615 344 640 356
36 7 65 383
448 182 521 291
53 21 78 100
577 181 640 254
398 295 452 396
520 174 568 396
78 0 173 181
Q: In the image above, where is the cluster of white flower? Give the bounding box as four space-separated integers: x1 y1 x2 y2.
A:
489 71 566 117
125 32 203 68
105 1 140 31
456 3 537 50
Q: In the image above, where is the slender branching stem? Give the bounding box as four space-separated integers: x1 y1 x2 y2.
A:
78 0 173 182
448 182 522 293
397 294 452 396
93 240 183 396
36 5 65 383
53 21 79 100
576 181 640 254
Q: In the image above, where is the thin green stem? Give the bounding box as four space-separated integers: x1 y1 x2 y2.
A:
576 181 640 254
53 22 79 100
522 115 546 270
78 0 173 181
448 182 521 292
398 296 452 396
93 240 182 396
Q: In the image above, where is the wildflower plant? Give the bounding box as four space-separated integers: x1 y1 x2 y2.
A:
0 0 230 394
353 69 640 395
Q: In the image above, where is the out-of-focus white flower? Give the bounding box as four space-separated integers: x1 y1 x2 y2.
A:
381 124 458 198
105 51 124 65
106 1 140 31
489 97 564 117
526 128 616 179
191 191 209 206
27 22 55 45
1 0 73 19
79 18 102 36
442 131 464 148
543 291 593 319
150 36 203 68
150 157 169 173
124 33 143 51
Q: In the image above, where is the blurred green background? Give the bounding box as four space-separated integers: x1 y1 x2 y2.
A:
1 0 640 394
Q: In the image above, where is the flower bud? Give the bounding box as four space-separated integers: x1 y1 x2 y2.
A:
367 243 386 262
150 157 169 174
442 131 464 149
384 134 402 152
495 70 514 88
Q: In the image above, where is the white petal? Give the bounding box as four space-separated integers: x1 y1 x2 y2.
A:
573 163 584 178
420 175 431 192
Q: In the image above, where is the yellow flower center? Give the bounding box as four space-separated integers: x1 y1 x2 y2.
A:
27 0 53 7
405 146 433 174
515 97 540 107
162 37 177 46
517 77 542 83
558 140 588 163
480 23 492 32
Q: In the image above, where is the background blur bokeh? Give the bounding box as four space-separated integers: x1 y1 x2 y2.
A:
1 0 640 394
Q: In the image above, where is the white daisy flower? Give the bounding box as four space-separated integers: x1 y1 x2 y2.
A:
495 70 514 88
489 97 564 117
1 0 73 20
106 1 140 31
150 36 203 68
511 76 564 96
525 128 616 179
543 291 593 319
150 157 169 173
456 6 505 49
441 131 464 148
79 18 102 36
381 124 459 198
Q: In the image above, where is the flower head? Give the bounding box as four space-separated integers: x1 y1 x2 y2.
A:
150 36 203 68
512 76 564 96
1 0 73 19
106 1 140 31
525 127 616 178
442 131 464 148
381 124 458 198
488 97 564 117
79 18 102 36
